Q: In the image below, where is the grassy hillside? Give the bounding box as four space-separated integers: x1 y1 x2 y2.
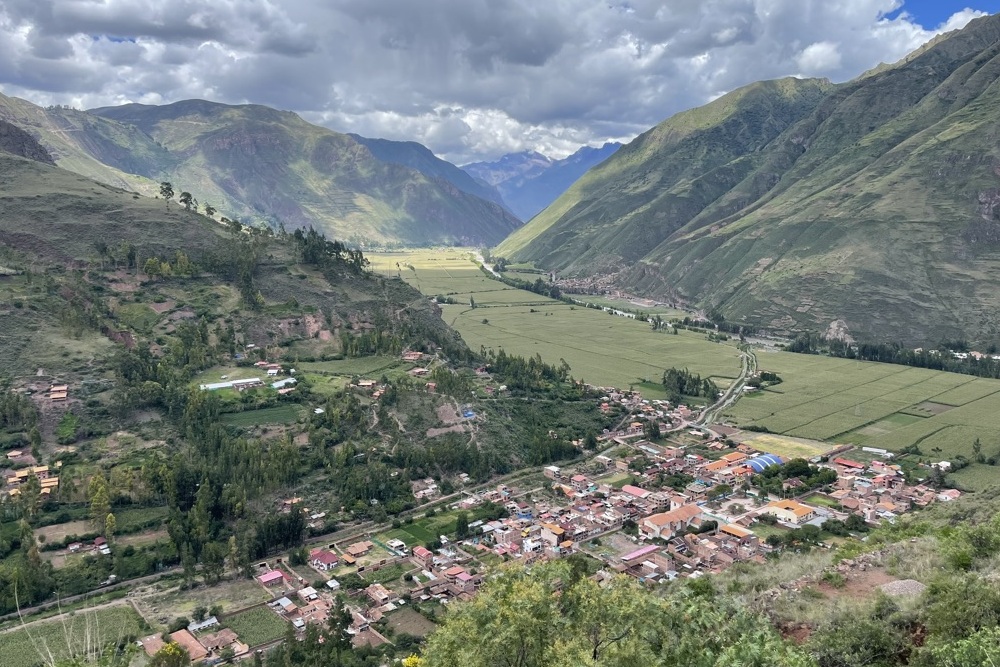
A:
0 94 167 194
497 77 835 266
88 100 521 246
0 151 448 378
498 13 1000 345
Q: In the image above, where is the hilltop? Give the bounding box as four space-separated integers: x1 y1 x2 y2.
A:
497 13 1000 345
0 94 521 247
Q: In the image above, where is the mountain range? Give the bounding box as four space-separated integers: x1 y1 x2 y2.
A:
497 12 1000 345
463 143 620 221
0 94 521 247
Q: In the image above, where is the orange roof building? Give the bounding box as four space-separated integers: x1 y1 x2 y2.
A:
169 629 208 662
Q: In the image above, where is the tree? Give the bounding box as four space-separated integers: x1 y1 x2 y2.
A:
455 512 470 540
144 257 162 278
178 192 195 211
104 513 116 541
707 484 732 501
809 610 908 667
159 182 174 204
203 203 216 218
29 425 41 461
149 642 189 667
89 477 111 526
421 561 814 667
922 626 1000 666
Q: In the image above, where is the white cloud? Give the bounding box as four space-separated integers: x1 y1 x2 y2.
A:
796 41 843 74
0 1 992 163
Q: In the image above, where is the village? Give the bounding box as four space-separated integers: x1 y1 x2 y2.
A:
119 374 965 663
1 348 969 666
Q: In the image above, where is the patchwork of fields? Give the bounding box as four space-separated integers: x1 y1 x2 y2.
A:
368 250 743 396
726 351 1000 462
369 249 1000 489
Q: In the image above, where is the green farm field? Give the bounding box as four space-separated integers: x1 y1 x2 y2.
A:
372 250 1000 489
0 605 145 667
726 351 1000 467
297 357 406 376
225 606 289 647
368 250 743 394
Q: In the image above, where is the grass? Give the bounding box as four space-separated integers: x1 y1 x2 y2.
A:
225 606 288 647
114 303 161 333
190 365 268 387
386 607 437 638
297 357 405 376
221 405 302 426
115 506 170 532
366 562 409 585
0 605 145 667
594 472 634 487
134 578 271 627
946 464 1000 492
368 249 743 392
383 523 437 546
300 373 350 396
802 492 841 509
735 433 837 459
749 523 790 540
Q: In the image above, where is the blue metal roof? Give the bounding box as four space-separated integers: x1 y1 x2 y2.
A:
746 453 784 473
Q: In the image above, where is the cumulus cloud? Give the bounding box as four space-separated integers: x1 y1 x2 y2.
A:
0 0 991 163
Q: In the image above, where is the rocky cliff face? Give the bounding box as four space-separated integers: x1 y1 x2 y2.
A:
0 120 54 165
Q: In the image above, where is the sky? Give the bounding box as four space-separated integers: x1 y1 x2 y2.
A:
0 1 996 164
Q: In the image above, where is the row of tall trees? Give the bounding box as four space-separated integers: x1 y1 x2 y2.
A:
787 333 1000 379
661 367 718 403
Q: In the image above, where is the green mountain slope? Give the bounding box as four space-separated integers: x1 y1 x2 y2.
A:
497 13 1000 345
0 94 520 246
88 99 520 246
348 134 510 211
0 95 167 192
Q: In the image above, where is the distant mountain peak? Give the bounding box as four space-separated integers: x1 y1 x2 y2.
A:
462 143 621 220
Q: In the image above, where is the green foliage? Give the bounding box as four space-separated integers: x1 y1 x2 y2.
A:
0 387 37 430
421 561 815 667
661 367 718 402
0 605 144 667
809 609 910 667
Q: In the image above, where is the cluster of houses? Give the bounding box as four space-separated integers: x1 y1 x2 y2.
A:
67 535 112 556
3 462 59 497
427 434 964 582
591 388 700 441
